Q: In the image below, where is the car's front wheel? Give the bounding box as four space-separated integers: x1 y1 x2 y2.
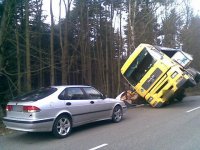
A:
52 115 72 138
112 106 123 123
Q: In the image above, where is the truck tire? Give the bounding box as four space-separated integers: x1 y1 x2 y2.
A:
176 90 185 101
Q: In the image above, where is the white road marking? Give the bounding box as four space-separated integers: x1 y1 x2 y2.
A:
186 106 200 113
89 144 108 150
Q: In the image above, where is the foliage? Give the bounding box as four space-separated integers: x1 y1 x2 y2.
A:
181 16 200 69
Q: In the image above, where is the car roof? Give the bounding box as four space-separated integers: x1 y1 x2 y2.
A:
51 85 92 90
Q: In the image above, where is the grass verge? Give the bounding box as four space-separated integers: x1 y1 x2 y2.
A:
0 106 13 136
0 121 13 136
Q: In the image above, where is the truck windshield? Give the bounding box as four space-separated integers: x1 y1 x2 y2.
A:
124 48 156 86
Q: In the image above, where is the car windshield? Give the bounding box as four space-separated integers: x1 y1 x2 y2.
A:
11 87 57 101
124 48 156 86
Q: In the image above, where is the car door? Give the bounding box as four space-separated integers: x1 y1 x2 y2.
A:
82 87 113 120
58 87 96 125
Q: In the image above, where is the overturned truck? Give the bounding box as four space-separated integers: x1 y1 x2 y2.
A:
121 43 200 108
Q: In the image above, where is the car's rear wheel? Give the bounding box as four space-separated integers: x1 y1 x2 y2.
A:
112 106 122 123
52 115 72 138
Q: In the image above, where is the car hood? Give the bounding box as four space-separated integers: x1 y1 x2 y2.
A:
105 98 122 103
116 92 125 101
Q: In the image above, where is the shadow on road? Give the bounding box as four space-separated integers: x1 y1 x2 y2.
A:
4 120 115 142
71 120 112 136
6 131 56 144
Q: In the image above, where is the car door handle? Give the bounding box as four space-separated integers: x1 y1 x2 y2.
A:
90 101 94 104
66 102 71 106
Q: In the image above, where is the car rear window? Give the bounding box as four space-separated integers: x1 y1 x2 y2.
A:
12 87 57 101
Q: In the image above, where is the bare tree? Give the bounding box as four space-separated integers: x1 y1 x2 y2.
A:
127 0 137 55
61 0 72 84
0 0 8 73
15 20 21 93
50 0 55 85
36 0 44 87
25 0 31 91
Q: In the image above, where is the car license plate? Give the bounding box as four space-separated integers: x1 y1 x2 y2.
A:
12 105 23 112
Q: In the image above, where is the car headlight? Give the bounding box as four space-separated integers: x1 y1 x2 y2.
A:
171 71 178 79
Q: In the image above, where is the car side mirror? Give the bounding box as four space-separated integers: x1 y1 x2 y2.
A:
101 94 106 99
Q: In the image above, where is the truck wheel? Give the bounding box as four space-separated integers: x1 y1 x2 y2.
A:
176 90 185 101
52 115 72 138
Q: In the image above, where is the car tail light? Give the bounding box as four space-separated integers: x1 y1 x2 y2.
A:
23 106 40 113
6 105 13 111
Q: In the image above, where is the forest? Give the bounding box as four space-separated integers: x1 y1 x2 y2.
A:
0 0 200 107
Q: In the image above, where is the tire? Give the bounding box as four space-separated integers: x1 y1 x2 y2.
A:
52 115 72 138
176 90 185 101
112 106 123 123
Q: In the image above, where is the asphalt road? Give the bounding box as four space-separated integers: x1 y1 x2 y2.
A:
1 95 200 150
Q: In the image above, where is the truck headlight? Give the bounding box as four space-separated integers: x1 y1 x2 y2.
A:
171 71 178 79
148 97 153 102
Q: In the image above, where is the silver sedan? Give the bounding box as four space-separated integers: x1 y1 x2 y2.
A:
3 85 127 138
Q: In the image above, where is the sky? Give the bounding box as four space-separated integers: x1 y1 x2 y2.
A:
42 0 200 24
42 0 71 23
191 0 200 15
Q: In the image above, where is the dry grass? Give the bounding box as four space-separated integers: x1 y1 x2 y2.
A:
0 106 13 136
0 121 13 136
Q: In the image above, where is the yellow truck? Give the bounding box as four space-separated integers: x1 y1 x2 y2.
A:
121 43 200 107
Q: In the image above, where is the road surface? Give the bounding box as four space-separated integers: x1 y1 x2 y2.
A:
1 96 200 150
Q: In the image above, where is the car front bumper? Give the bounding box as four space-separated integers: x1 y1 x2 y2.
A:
122 105 127 113
2 117 54 132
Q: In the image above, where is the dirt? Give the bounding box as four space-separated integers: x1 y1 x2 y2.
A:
0 121 13 136
0 106 12 136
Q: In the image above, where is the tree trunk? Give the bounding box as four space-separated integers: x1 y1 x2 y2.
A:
0 0 9 72
105 20 109 95
117 6 123 94
61 0 72 84
128 0 136 55
15 24 21 93
36 0 43 87
59 0 64 83
25 0 31 91
86 7 92 85
50 0 55 85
